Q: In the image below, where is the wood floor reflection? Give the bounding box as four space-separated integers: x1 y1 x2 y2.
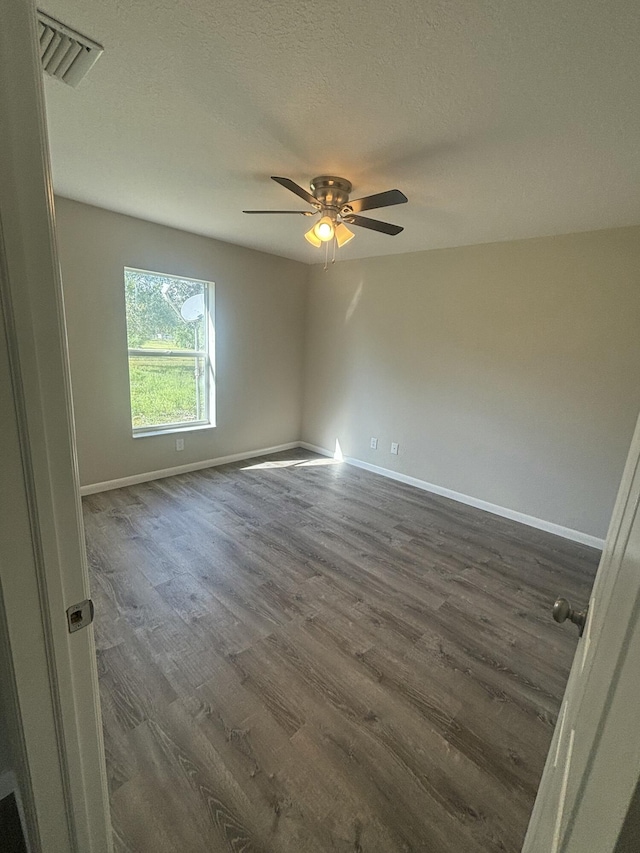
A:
83 449 599 852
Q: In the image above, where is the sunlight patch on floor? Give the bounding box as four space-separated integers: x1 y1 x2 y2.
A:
241 456 341 471
298 457 341 467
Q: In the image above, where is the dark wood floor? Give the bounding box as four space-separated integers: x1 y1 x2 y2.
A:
83 448 600 853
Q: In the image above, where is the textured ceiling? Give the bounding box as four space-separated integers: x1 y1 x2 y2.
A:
42 0 640 263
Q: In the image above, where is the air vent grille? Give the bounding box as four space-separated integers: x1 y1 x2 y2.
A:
37 10 103 87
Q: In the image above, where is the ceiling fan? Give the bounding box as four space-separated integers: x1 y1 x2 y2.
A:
243 176 407 250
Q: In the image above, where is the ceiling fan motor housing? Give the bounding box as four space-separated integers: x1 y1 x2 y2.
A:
310 176 353 216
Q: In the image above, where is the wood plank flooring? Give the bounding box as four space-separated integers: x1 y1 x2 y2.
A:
83 448 600 853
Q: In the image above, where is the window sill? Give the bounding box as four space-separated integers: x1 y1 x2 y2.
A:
132 422 216 439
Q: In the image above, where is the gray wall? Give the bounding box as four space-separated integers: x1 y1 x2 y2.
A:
55 198 308 487
302 226 640 539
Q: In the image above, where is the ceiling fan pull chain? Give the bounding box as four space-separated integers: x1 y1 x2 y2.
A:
331 236 336 265
324 239 329 271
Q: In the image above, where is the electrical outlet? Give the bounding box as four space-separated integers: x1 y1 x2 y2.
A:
370 437 378 449
176 438 185 451
390 442 399 455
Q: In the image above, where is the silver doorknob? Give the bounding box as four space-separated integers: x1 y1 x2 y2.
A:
553 598 588 637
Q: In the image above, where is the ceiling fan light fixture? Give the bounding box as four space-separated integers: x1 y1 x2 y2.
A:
334 222 355 247
313 215 335 242
244 175 407 254
304 226 322 247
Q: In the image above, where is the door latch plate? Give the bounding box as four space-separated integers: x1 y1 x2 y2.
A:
66 599 94 633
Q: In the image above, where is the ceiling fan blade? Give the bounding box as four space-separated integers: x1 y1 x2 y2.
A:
271 176 318 206
343 214 404 236
243 210 314 215
342 189 407 214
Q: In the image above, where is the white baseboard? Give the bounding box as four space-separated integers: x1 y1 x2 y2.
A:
298 442 605 550
299 442 342 459
79 441 300 495
80 438 605 549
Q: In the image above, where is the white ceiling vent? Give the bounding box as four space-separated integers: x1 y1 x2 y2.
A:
37 10 103 87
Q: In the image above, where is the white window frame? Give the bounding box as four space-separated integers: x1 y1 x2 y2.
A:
124 267 216 436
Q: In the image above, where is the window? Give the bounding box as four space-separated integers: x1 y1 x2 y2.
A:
124 268 215 434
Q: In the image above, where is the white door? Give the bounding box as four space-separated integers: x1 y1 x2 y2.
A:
0 0 111 850
523 412 640 851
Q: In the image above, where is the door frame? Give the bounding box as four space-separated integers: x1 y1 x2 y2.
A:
0 1 111 850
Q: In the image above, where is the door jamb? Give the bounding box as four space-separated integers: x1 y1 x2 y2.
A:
0 1 111 850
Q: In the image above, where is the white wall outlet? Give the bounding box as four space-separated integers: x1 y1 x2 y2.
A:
390 442 399 455
370 437 378 449
176 438 185 451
